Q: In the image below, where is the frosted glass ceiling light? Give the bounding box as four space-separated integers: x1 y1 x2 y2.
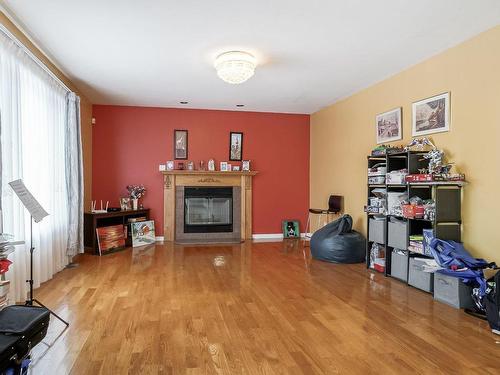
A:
215 51 256 84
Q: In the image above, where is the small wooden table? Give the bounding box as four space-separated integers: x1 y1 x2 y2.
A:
84 209 150 254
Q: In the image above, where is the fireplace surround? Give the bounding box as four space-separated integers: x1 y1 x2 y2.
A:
161 170 257 243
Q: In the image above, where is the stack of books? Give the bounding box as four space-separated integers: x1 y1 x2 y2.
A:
408 235 424 254
0 234 22 310
0 281 10 309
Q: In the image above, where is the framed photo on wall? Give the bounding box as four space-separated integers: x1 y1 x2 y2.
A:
376 107 402 144
229 132 243 161
412 92 450 136
174 129 188 159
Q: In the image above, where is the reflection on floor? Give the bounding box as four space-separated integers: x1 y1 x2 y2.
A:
30 240 499 374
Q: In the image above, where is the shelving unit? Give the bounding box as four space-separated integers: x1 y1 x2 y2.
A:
366 151 464 292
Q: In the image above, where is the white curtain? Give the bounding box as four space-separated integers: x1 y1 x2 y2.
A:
0 29 82 302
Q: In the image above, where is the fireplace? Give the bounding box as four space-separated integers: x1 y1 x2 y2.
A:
184 187 233 233
175 185 241 243
162 170 257 243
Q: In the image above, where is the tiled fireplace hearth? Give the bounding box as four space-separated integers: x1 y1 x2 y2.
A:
161 171 257 243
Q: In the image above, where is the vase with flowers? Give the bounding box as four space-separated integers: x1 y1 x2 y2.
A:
127 185 146 210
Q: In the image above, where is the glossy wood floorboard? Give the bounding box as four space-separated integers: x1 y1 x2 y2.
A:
30 241 500 374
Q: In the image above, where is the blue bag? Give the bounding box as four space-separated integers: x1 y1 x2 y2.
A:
429 239 490 296
429 239 489 270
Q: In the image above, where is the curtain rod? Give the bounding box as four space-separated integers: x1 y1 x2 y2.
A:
0 23 71 93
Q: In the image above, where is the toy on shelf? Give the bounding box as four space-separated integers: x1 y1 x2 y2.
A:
404 137 436 151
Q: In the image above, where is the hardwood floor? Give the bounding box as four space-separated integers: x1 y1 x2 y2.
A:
30 240 499 374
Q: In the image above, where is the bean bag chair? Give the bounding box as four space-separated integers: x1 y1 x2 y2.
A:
310 214 366 263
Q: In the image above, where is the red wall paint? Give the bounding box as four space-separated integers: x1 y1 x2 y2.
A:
92 105 310 236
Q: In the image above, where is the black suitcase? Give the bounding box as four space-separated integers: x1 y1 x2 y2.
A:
0 306 50 373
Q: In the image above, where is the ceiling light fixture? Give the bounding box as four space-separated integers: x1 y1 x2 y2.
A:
214 51 256 84
179 101 188 104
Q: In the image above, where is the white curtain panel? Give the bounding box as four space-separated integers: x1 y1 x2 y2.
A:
0 31 82 302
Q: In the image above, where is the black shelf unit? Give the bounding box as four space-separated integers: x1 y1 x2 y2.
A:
366 151 464 286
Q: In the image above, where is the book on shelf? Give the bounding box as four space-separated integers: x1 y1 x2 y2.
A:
127 217 147 223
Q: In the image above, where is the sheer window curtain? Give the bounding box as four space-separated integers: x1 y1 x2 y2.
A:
0 30 83 303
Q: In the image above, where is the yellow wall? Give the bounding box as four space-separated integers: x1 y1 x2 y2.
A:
0 11 93 209
311 25 500 263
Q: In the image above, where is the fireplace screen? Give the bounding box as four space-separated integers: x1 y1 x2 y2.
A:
184 187 233 233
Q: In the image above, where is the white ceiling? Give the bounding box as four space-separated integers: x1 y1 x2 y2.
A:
2 0 500 114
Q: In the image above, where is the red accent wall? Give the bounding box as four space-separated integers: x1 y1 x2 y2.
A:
92 105 310 236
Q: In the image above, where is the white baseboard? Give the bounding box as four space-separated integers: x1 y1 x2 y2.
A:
252 233 310 241
155 234 310 243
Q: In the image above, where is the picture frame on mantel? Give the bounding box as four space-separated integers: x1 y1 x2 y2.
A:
229 132 243 161
174 129 188 159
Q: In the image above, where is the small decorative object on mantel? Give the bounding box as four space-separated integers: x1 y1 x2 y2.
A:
220 162 228 171
229 131 243 161
227 163 232 171
127 185 146 210
376 107 402 144
232 166 240 171
242 160 251 171
187 161 194 170
412 92 450 136
177 162 185 170
174 129 188 159
166 161 174 171
208 159 215 171
198 160 206 171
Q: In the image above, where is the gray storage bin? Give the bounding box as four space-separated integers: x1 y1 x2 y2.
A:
390 251 408 281
408 257 434 293
368 218 385 244
433 272 475 309
388 220 407 249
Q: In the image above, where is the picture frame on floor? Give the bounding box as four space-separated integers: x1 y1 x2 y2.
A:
282 220 300 239
174 129 188 159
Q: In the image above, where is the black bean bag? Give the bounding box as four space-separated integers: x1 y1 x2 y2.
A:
310 214 366 263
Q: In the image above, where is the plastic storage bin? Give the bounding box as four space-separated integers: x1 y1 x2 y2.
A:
368 218 386 244
433 271 475 309
387 220 407 249
390 251 408 281
408 257 434 293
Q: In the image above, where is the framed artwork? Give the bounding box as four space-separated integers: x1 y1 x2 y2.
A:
242 160 250 171
131 220 156 247
166 161 174 170
412 92 450 136
174 129 188 159
96 225 126 255
229 132 243 161
119 197 131 211
220 161 228 171
376 107 402 144
282 220 300 239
